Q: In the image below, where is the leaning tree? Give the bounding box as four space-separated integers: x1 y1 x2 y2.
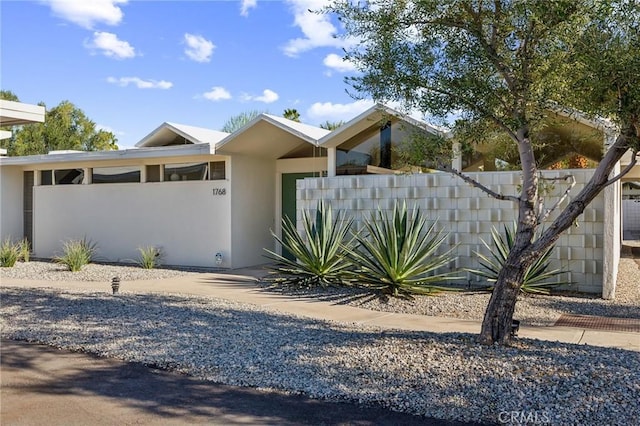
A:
329 0 640 344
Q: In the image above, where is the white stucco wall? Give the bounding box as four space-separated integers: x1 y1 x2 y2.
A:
230 155 276 268
33 180 232 268
299 170 606 294
0 166 23 242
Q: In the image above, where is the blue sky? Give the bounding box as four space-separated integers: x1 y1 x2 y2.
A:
1 0 375 148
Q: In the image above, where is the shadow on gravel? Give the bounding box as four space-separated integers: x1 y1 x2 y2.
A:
1 339 482 426
3 288 637 425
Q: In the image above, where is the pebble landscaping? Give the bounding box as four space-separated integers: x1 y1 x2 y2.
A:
1 258 639 424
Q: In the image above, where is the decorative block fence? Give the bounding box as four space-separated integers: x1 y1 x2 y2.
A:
297 170 605 294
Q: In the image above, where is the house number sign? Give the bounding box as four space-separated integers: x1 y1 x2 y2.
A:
213 188 227 196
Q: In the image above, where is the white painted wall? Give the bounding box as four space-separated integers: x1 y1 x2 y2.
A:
230 155 276 268
33 180 232 268
299 170 606 294
0 166 23 242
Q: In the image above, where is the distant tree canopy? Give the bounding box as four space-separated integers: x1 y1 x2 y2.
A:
221 110 267 133
283 108 301 122
1 95 118 156
0 90 19 102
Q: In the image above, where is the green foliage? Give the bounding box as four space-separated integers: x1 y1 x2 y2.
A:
318 120 344 130
0 90 19 101
221 110 267 133
18 238 30 262
349 202 457 297
55 238 97 272
467 223 568 294
283 108 301 122
3 100 118 156
264 201 355 287
0 238 21 267
137 246 162 269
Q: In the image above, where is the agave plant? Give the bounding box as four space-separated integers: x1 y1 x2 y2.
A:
264 200 355 287
349 202 457 297
467 222 568 294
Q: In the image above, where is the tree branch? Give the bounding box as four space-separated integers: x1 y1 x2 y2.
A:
604 150 638 187
414 82 519 143
537 174 576 223
438 164 520 202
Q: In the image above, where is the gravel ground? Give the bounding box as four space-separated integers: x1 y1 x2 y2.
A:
1 286 639 425
258 254 640 326
2 249 639 326
0 259 204 282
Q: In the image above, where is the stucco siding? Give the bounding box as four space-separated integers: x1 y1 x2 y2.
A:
299 170 606 294
33 181 231 268
230 155 276 268
0 166 23 242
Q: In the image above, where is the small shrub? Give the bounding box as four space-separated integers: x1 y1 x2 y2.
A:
349 202 458 297
55 238 97 272
0 238 21 267
18 238 30 262
264 200 356 287
137 246 162 269
466 222 568 294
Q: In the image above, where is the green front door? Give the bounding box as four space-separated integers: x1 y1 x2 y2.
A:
281 173 315 261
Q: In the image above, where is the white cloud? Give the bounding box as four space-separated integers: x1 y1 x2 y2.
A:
203 86 232 101
44 0 127 29
282 0 354 57
323 53 356 73
307 99 374 122
107 77 173 89
184 33 215 63
242 89 279 104
85 31 136 59
240 0 257 17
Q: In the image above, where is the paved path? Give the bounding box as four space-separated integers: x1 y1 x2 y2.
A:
2 269 638 351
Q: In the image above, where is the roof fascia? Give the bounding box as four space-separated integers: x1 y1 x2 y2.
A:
318 103 447 149
0 143 216 166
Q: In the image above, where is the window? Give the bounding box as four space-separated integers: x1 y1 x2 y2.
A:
54 169 84 185
92 166 140 184
40 170 52 185
164 162 208 181
146 165 161 182
209 161 225 180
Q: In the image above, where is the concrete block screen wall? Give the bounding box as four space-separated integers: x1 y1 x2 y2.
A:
297 170 606 294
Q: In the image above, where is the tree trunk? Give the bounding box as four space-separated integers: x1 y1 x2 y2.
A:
478 126 637 345
478 241 533 345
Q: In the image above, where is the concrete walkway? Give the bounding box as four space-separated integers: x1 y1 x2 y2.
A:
2 269 639 352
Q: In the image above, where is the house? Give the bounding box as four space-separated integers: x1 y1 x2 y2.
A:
0 101 635 297
0 103 442 269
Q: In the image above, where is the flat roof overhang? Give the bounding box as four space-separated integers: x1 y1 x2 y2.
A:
0 100 45 126
0 143 216 166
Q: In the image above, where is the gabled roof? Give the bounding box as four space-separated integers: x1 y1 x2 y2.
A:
0 99 45 126
136 122 229 148
318 103 447 149
261 114 331 141
215 114 330 159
